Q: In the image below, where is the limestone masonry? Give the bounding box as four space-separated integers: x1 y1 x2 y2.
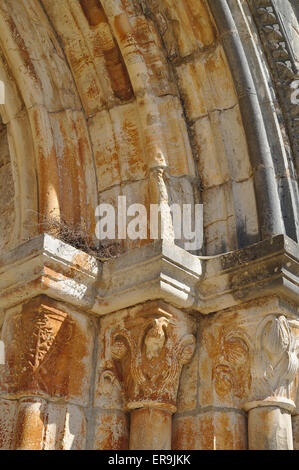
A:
0 0 298 450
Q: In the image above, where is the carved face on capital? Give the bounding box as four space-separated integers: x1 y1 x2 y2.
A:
212 327 251 402
144 318 168 360
202 314 299 408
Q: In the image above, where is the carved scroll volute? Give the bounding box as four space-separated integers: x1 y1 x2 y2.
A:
111 307 196 413
245 314 299 412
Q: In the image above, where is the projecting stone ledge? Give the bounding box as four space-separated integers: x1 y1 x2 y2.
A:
197 234 299 314
0 234 202 314
0 234 298 316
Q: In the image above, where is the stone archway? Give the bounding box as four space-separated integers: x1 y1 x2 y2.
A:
0 0 298 451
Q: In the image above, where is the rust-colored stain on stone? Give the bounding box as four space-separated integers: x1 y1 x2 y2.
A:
80 0 133 101
198 319 252 408
0 0 298 452
94 412 129 450
14 398 45 450
1 297 93 406
5 13 38 84
173 412 247 450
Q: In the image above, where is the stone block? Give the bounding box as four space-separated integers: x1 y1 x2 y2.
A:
130 16 174 96
0 164 14 212
130 408 171 450
292 415 299 450
158 96 195 177
110 102 147 182
172 411 247 450
176 341 198 413
0 398 17 450
198 315 251 409
193 116 230 189
89 110 121 193
44 402 87 450
93 411 129 450
248 407 293 450
176 47 237 121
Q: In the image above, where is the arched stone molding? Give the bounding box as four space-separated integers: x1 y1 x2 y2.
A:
0 0 298 256
0 0 297 255
0 0 98 245
0 0 297 452
41 0 266 255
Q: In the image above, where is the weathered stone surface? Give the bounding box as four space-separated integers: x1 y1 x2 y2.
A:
95 301 196 413
198 298 299 412
176 47 237 121
130 408 172 450
14 397 46 450
0 398 17 450
0 0 298 452
248 407 293 450
198 316 251 409
172 411 247 450
292 414 299 450
176 339 198 413
44 403 87 451
0 126 15 254
1 296 95 407
94 411 129 450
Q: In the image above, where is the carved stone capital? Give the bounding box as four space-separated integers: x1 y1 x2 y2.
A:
1 296 75 398
110 302 196 413
204 302 299 412
244 314 299 413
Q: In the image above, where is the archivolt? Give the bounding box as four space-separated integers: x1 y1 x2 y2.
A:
41 0 260 254
0 0 297 256
0 0 98 248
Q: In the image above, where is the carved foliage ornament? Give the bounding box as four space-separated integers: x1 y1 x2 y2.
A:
252 315 299 401
249 0 299 163
110 311 196 412
3 299 74 395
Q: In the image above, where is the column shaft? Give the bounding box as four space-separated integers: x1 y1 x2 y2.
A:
129 408 172 450
248 407 293 450
14 398 46 450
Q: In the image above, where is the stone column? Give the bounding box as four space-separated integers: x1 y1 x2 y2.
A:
292 390 299 450
247 406 293 450
110 302 196 450
243 315 299 450
14 397 47 450
130 408 172 450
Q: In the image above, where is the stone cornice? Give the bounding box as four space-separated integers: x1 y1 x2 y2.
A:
0 234 202 314
0 234 298 316
0 235 100 312
197 235 299 314
96 239 202 314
